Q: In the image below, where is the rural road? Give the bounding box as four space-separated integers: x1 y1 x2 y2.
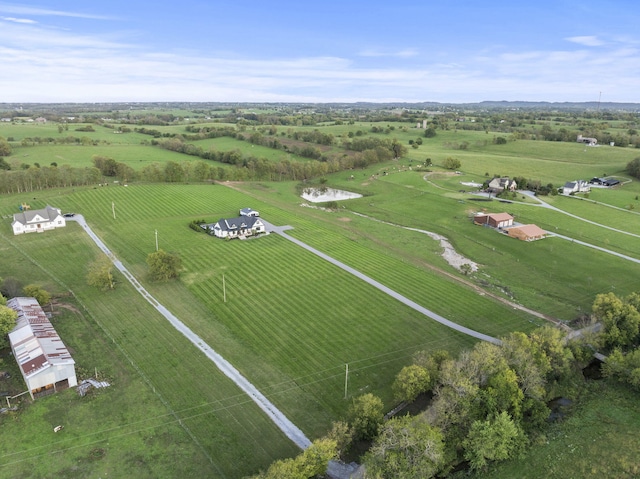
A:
262 220 502 345
67 215 312 450
517 192 640 264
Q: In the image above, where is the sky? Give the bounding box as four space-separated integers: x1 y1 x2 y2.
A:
1 0 639 103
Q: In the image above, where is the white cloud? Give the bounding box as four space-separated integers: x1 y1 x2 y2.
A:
0 17 638 103
0 3 117 20
566 35 605 47
358 48 419 58
0 16 36 23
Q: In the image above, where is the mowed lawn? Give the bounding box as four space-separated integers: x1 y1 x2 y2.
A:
248 170 640 321
0 226 300 478
3 171 634 476
1 185 541 425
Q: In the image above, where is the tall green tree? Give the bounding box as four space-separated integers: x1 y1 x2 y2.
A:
365 415 446 479
0 305 18 348
0 137 11 157
164 161 185 182
442 156 461 170
593 292 640 349
625 157 640 179
87 256 116 291
349 393 384 440
463 411 525 471
253 438 337 479
393 364 431 403
147 249 182 281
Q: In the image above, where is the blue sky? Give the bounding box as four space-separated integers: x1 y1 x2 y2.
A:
1 0 639 103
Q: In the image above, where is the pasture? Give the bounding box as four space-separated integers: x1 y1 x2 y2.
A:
0 178 550 477
1 109 640 477
0 224 300 478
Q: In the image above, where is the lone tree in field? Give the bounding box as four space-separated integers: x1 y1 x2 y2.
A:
147 249 182 281
87 255 116 291
443 156 461 170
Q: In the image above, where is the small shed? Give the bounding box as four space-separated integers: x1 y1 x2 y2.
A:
239 208 260 217
506 224 546 241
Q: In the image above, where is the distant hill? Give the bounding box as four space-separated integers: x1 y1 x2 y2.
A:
1 100 639 113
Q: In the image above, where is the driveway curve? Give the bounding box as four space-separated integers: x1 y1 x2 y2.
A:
67 215 312 450
262 220 501 345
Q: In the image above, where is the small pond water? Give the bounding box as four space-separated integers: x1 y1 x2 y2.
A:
301 187 362 203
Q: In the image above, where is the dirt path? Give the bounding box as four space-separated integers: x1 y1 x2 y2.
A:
350 212 568 330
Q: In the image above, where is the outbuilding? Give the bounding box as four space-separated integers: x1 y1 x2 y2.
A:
239 208 260 217
505 224 547 241
7 297 77 399
473 212 514 229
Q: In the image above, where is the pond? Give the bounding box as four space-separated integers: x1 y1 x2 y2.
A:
301 187 362 203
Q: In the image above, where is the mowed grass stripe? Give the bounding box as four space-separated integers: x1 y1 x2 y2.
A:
1 227 300 477
47 185 517 422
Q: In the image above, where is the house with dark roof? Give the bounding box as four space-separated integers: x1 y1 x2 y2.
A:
7 297 77 399
12 205 65 235
487 177 517 193
589 177 620 188
562 180 590 195
577 135 598 146
203 216 266 239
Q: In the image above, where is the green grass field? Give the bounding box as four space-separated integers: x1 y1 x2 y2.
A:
0 225 300 478
2 113 640 477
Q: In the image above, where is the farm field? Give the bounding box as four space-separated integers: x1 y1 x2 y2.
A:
190 136 312 163
2 107 640 477
0 226 300 478
0 180 549 477
6 143 189 170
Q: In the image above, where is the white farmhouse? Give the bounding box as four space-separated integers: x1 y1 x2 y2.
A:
12 205 66 235
7 297 78 399
204 216 265 239
562 180 591 196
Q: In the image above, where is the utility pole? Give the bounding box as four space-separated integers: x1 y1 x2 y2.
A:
223 274 226 303
344 363 349 399
112 201 116 220
155 229 158 251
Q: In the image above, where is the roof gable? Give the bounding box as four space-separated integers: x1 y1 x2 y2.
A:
13 205 62 226
216 216 261 231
